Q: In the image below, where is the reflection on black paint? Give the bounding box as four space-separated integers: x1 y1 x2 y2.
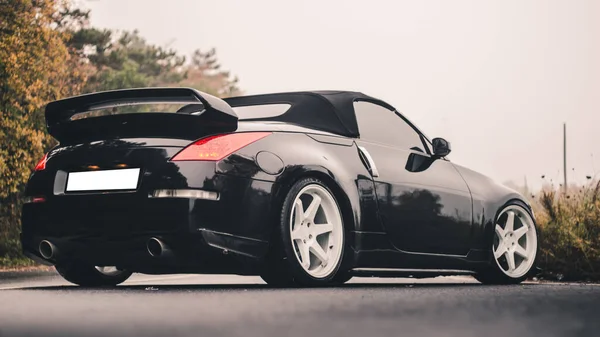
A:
50 139 145 159
218 154 261 178
394 189 443 217
377 183 473 255
405 152 435 173
49 138 189 189
144 159 188 189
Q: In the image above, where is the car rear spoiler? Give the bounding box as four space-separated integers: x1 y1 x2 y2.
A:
44 88 238 142
45 87 237 127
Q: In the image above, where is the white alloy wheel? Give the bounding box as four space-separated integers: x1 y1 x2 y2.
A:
95 266 125 277
289 184 344 279
493 205 537 278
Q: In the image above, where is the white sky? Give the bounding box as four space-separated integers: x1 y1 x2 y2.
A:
83 0 599 190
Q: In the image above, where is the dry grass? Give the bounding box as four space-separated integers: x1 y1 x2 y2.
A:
531 180 600 281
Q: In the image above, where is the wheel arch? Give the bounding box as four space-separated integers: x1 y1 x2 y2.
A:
482 196 537 257
475 196 539 283
267 167 359 274
271 167 359 235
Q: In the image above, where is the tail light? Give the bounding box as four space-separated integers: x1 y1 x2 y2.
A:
171 132 271 161
34 153 48 171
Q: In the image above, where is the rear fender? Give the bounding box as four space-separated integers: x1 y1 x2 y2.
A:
216 132 370 233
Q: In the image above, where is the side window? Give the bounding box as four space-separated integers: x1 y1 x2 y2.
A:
354 101 425 151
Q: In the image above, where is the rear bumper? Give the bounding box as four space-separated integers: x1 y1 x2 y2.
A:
21 173 276 273
21 230 265 274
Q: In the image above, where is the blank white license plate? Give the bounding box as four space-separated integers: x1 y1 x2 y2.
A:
66 168 141 192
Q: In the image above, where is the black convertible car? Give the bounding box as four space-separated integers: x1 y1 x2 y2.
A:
21 88 538 287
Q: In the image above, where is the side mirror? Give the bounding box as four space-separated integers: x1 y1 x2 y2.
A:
432 138 451 157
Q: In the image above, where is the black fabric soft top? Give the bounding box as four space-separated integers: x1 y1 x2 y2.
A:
224 91 396 138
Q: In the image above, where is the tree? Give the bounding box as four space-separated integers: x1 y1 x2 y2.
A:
0 0 88 262
67 26 240 96
177 48 241 97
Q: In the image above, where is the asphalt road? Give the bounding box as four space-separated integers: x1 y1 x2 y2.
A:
0 272 598 337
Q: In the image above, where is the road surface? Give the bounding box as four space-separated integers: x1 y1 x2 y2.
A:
0 272 598 337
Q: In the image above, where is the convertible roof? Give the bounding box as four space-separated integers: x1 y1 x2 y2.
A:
224 91 396 138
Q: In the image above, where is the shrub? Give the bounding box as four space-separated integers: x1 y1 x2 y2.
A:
532 181 600 281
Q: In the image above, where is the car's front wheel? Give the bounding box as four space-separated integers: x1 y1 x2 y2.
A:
262 178 347 287
55 262 132 287
475 202 538 284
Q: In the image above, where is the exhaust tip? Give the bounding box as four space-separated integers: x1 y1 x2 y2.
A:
146 237 164 257
39 240 55 260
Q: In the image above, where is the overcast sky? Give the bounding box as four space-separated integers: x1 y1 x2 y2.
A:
83 0 599 190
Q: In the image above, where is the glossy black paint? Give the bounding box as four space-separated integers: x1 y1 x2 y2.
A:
22 94 532 278
356 140 473 256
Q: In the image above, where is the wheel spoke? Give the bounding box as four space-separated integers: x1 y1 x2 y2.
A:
309 242 329 266
304 194 321 221
293 199 304 227
514 225 528 239
495 224 505 238
505 211 515 232
494 241 507 259
291 228 303 240
514 244 528 259
505 251 516 271
297 241 311 269
312 223 333 237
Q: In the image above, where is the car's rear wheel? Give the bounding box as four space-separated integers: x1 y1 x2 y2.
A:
55 262 132 287
261 178 347 287
475 202 538 284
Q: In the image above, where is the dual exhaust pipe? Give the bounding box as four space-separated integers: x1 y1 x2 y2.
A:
38 237 171 260
146 237 172 258
39 240 58 260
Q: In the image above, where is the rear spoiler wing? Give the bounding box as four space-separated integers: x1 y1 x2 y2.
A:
45 87 238 129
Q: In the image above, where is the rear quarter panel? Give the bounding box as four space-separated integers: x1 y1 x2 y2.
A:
216 131 381 237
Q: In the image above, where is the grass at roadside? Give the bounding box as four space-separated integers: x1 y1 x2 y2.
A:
0 265 53 273
531 180 600 282
0 256 38 270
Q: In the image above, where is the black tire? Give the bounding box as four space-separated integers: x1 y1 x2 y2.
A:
55 262 132 287
259 267 297 287
260 253 352 287
475 200 539 285
264 177 350 287
332 270 353 285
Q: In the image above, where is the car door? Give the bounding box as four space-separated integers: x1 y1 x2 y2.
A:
354 101 473 256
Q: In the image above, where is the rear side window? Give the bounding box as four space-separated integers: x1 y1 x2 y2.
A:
233 104 291 120
354 101 424 151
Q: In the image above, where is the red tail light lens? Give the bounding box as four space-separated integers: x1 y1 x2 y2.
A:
171 132 271 161
34 153 48 171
